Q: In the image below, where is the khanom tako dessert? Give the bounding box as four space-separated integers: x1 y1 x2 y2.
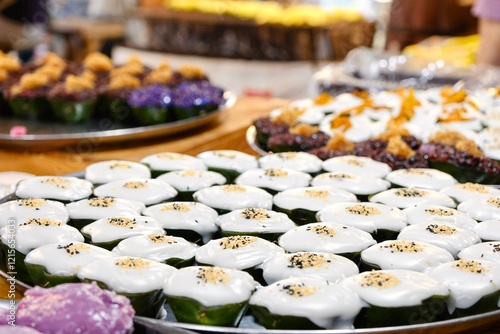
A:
457 242 500 263
78 256 176 317
311 172 390 201
360 240 454 272
342 270 448 327
81 215 164 250
426 259 500 318
15 176 93 203
171 81 224 120
440 182 500 203
196 150 258 183
142 201 218 244
235 168 312 195
472 218 500 241
0 198 69 228
140 152 207 177
457 196 500 221
127 84 173 125
84 160 151 185
261 251 359 284
24 241 114 287
164 266 257 326
112 233 198 268
2 282 134 334
316 202 407 242
93 178 177 206
369 187 456 209
321 155 391 178
258 151 323 174
402 204 478 230
385 168 457 190
249 276 363 329
157 169 226 200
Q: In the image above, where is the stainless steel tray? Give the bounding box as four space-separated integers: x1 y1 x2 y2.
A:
0 91 236 151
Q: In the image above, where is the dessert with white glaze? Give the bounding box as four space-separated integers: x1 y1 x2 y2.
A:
142 201 218 244
440 182 500 203
0 198 69 228
258 151 323 174
321 155 391 178
403 204 478 230
457 196 500 221
360 239 454 272
457 242 500 264
163 266 257 326
157 169 226 200
84 160 151 184
385 168 457 190
140 152 206 177
473 218 500 241
196 150 258 182
15 176 93 202
249 276 363 329
235 168 312 194
261 251 359 284
369 187 456 209
311 172 390 200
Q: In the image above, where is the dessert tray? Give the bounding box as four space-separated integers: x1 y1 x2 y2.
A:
0 91 236 151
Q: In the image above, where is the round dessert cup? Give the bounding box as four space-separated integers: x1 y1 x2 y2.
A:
83 278 166 318
353 295 449 328
273 206 318 226
164 294 249 327
0 91 12 116
49 98 96 124
447 290 500 319
80 233 124 251
25 263 79 287
8 96 51 120
206 167 240 185
0 242 33 284
130 105 174 126
250 304 323 330
218 229 285 242
173 104 218 121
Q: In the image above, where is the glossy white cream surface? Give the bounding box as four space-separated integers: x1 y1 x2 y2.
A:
235 168 312 192
273 186 357 211
0 199 69 228
216 208 296 233
440 183 500 203
66 197 145 220
311 172 390 195
457 196 500 221
196 150 258 173
403 204 478 230
457 242 500 263
15 176 93 201
473 219 500 241
85 160 151 184
369 187 456 209
140 152 206 171
193 185 273 211
157 170 226 192
322 155 391 178
258 152 323 174
385 168 457 190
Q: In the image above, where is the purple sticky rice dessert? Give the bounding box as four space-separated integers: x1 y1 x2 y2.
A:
127 84 172 108
7 282 134 334
0 326 43 334
172 81 225 120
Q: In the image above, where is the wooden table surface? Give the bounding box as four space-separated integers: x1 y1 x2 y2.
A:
0 96 500 333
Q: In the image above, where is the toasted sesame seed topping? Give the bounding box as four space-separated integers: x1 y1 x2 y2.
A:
156 152 183 160
40 177 70 189
287 253 332 269
394 188 427 197
424 208 455 216
221 185 247 193
277 152 298 159
359 272 401 289
401 169 433 176
160 203 191 212
148 234 178 244
280 283 318 297
381 240 423 253
306 225 336 237
345 204 382 216
304 189 329 199
123 181 149 189
179 170 198 177
87 197 116 207
17 199 46 208
108 162 132 169
57 242 90 256
196 267 230 284
325 173 355 179
241 208 271 220
107 217 138 229
486 197 500 208
213 151 237 159
492 243 500 253
456 183 489 193
20 218 62 227
425 224 456 235
264 168 289 177
341 157 365 167
453 259 488 274
115 257 151 269
219 236 257 249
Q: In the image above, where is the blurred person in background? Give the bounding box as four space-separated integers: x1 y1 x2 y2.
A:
472 0 500 67
0 0 50 62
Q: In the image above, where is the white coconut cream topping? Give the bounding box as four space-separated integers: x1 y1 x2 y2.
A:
93 178 177 206
342 269 448 308
215 208 296 234
273 185 357 212
320 114 376 142
250 276 363 329
193 185 273 211
311 172 390 196
78 256 176 293
81 215 164 243
0 199 69 228
477 126 500 160
457 242 500 263
258 152 322 174
473 219 500 241
163 266 257 307
322 155 391 178
262 251 359 284
84 160 151 184
397 223 481 257
112 234 198 262
15 176 93 202
403 204 478 230
361 240 454 272
369 187 456 209
142 202 218 244
440 183 500 203
0 220 84 254
385 168 457 191
457 197 500 221
278 222 376 254
157 170 226 192
316 202 407 233
25 241 114 275
66 197 145 220
235 168 312 192
140 152 207 172
196 150 258 173
426 259 500 312
195 236 284 270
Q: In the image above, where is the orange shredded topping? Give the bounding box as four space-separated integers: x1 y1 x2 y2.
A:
10 72 50 95
456 140 485 158
289 123 319 136
314 92 334 105
376 122 410 141
65 74 94 93
35 64 64 82
330 111 352 131
271 107 304 126
429 130 484 158
179 64 204 79
145 68 173 85
391 88 420 125
83 52 113 72
386 135 415 158
325 132 355 152
441 86 467 104
108 74 140 90
0 55 21 72
38 52 66 68
438 107 471 122
0 69 7 83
